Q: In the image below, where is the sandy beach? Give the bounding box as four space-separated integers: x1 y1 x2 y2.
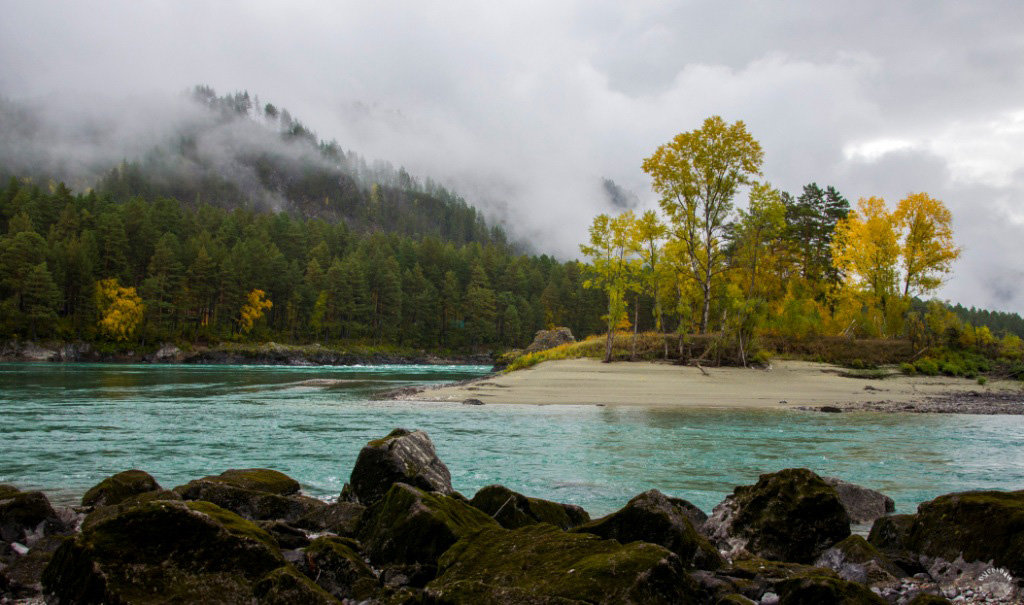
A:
401 359 1024 411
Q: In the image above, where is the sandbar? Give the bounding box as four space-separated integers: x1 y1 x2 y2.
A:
401 359 1024 411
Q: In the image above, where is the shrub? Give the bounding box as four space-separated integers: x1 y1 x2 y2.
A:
899 362 916 375
915 358 940 376
977 377 988 386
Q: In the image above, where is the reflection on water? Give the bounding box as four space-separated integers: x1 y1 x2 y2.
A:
2 362 1023 515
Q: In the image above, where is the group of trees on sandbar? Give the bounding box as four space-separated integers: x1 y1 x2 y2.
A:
579 116 1006 363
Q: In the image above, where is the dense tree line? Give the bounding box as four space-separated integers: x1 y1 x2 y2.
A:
0 178 606 349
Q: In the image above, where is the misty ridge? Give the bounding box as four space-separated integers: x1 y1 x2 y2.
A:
0 86 635 252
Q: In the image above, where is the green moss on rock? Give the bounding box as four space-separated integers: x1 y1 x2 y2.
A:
775 574 887 604
253 565 341 604
295 501 365 537
708 468 850 563
216 469 301 495
904 489 1024 577
574 489 723 570
469 484 590 530
359 483 498 567
427 523 700 604
0 488 65 544
907 594 952 604
42 500 286 604
174 471 323 522
298 536 378 600
81 469 161 507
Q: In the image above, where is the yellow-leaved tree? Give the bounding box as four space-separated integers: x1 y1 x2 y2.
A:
831 197 900 334
580 212 639 362
238 289 273 334
94 278 145 341
893 192 961 298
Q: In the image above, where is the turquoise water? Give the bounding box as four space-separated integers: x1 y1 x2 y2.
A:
2 363 1023 516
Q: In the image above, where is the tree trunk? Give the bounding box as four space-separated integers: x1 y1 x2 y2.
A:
604 327 614 363
631 296 639 361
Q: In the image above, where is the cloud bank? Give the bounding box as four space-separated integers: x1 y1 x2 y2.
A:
1 1 1023 311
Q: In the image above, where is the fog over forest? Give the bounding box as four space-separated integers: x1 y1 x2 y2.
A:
2 1 1024 311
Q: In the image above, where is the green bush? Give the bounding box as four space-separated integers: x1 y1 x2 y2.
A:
915 358 940 376
977 376 988 386
899 362 916 375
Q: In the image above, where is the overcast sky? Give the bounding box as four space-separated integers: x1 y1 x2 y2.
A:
2 1 1023 312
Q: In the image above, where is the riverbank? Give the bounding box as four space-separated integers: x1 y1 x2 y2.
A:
0 340 493 366
397 358 1024 413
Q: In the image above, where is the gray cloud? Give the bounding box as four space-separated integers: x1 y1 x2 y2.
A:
1 1 1023 311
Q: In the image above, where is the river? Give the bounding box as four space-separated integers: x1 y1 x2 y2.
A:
2 362 1023 516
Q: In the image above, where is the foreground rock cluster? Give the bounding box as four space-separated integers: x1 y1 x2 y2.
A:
1 429 1021 604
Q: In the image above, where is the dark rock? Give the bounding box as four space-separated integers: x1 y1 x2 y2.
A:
715 595 757 604
819 406 843 413
907 595 952 604
80 489 182 532
214 468 301 495
574 489 723 570
297 536 378 600
462 398 485 405
295 500 365 537
252 565 341 604
174 468 323 522
41 499 286 604
823 477 895 524
0 486 67 545
359 483 498 567
381 563 436 589
81 469 162 507
703 468 850 564
903 489 1024 577
426 523 700 604
524 327 575 354
775 574 887 604
347 429 454 506
867 513 915 552
469 484 590 530
815 535 904 588
720 558 840 599
1 534 69 598
257 520 310 549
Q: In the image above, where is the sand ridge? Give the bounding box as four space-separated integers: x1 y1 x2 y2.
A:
403 358 1024 409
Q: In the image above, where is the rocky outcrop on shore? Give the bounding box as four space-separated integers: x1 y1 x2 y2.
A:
0 340 493 367
1 431 1022 604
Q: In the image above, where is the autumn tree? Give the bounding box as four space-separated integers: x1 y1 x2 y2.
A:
893 193 960 298
642 116 764 332
238 289 273 334
580 211 638 362
630 210 668 357
95 278 145 341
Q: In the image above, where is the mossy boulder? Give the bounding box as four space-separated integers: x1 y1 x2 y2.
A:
1 534 70 598
257 520 310 549
174 468 323 522
815 535 904 587
296 536 378 600
81 469 161 508
903 489 1024 577
295 501 366 537
907 595 952 604
81 490 182 533
41 499 286 604
822 477 895 524
469 484 589 530
574 489 723 570
775 574 887 604
347 429 454 506
0 486 67 545
216 468 301 495
704 468 850 563
426 523 700 604
359 483 498 568
252 565 341 604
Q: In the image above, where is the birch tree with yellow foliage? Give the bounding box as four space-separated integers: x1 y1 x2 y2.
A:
580 212 639 362
238 289 273 335
95 278 145 341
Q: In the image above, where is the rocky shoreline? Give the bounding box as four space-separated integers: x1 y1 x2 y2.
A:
2 429 1022 604
0 340 494 368
800 391 1024 415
